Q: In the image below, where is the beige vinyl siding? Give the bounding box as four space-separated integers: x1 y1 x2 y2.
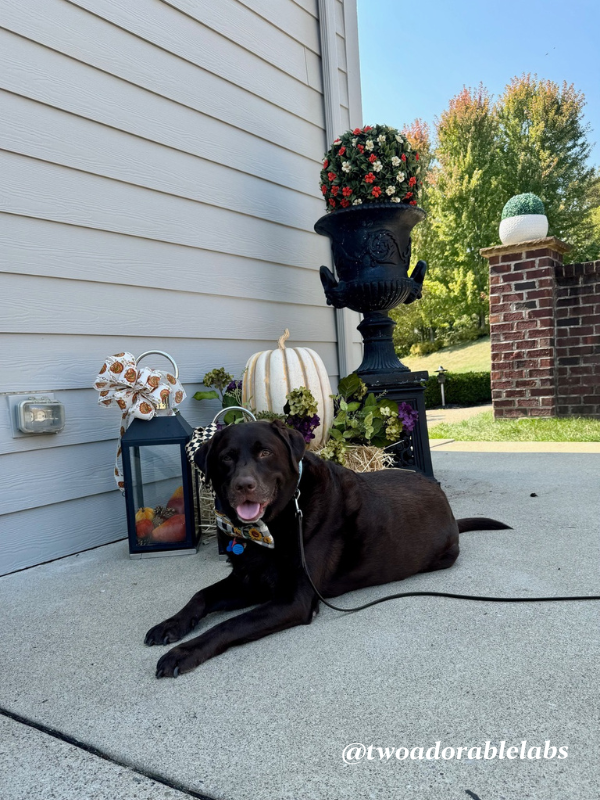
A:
0 0 361 574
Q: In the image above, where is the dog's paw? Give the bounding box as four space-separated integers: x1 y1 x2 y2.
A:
144 617 191 647
155 646 200 679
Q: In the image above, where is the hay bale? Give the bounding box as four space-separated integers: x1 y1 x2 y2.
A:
342 445 395 472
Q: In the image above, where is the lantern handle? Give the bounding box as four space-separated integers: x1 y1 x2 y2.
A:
211 407 256 424
136 350 179 380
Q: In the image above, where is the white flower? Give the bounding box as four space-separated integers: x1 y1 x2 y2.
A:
352 198 363 205
391 156 401 167
396 172 406 183
372 160 383 172
365 139 374 151
377 134 386 144
405 141 412 151
386 185 396 195
391 197 401 203
351 137 357 146
395 134 404 144
342 161 351 173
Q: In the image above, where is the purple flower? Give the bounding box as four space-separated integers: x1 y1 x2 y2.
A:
286 413 320 443
225 380 243 393
397 402 418 433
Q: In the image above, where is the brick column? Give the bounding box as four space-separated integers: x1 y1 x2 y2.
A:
480 237 571 418
555 261 600 417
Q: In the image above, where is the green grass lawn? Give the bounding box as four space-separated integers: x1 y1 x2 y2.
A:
430 411 600 442
401 336 491 374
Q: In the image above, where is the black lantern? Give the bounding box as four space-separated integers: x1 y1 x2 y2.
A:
120 352 200 557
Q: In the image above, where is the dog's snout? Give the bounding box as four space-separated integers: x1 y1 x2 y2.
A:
234 475 257 494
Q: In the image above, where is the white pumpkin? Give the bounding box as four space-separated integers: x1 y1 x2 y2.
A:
242 330 334 449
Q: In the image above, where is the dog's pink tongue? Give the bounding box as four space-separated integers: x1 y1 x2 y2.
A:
237 501 261 521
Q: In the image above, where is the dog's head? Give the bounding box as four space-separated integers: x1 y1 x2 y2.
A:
195 420 306 524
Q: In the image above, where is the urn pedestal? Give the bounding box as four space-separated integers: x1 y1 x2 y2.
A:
363 370 433 478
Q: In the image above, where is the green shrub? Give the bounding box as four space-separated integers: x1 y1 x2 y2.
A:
501 193 545 220
438 314 485 347
423 371 491 408
409 340 444 357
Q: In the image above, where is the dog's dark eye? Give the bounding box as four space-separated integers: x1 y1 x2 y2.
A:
258 449 272 458
221 454 233 463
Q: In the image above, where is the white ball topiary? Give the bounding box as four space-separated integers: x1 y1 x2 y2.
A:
499 193 548 245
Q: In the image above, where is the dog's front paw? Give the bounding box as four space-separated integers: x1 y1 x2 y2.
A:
144 617 192 647
155 645 201 679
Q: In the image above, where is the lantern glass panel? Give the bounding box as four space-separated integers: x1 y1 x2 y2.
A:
128 443 189 547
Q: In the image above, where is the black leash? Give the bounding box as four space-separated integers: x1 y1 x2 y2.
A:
293 489 600 613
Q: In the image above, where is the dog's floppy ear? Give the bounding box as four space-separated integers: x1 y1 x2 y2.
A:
269 419 306 469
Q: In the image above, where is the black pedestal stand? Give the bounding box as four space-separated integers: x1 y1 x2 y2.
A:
362 370 434 479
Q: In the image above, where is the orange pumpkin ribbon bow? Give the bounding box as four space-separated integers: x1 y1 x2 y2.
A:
94 352 186 492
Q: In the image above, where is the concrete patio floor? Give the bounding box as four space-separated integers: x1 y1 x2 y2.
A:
1 450 599 800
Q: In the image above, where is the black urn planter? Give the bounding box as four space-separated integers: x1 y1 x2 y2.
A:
315 202 427 377
315 201 434 478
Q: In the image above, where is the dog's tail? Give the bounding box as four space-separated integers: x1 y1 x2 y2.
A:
457 517 512 533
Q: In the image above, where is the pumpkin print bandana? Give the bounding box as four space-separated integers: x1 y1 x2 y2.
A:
94 352 186 492
214 504 274 549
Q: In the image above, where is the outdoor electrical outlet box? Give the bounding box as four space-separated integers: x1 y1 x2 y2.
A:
7 394 66 437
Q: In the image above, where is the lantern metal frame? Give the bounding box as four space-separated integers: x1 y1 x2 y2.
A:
120 351 200 558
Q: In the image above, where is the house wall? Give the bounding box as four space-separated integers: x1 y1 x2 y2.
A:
0 0 363 574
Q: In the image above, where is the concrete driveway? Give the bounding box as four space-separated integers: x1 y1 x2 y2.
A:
1 451 598 800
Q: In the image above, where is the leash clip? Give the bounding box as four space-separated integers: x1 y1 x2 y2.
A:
294 488 303 519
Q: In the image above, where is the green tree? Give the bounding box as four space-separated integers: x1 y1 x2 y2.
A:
391 120 454 355
496 75 598 261
585 170 600 259
392 75 600 355
429 85 501 328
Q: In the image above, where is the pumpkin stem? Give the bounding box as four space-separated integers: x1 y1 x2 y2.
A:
278 329 290 350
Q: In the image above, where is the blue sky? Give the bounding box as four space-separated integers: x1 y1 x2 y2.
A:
357 0 600 166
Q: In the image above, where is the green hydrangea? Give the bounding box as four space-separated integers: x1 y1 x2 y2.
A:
318 438 347 465
501 193 545 220
285 387 318 418
202 367 234 392
255 410 286 422
385 416 404 441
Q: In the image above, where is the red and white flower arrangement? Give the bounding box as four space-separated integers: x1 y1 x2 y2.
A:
319 124 421 212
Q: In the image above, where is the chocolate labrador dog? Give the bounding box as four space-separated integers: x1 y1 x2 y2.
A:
145 420 509 677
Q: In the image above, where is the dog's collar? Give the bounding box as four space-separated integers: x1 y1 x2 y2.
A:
216 460 304 552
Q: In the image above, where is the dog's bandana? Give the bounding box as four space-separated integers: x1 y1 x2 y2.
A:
214 504 274 549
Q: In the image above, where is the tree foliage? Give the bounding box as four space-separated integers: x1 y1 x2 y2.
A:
393 74 599 356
